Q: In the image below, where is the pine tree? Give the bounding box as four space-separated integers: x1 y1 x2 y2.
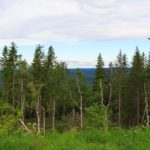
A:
108 62 113 106
45 46 56 70
142 52 150 125
93 53 106 105
31 45 45 134
52 62 69 130
43 46 57 130
17 55 27 121
9 42 18 109
93 53 105 90
114 50 127 126
0 46 9 101
76 69 84 128
76 69 89 128
32 45 44 83
130 47 144 125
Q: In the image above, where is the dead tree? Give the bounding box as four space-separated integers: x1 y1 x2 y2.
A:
108 62 113 106
70 91 76 127
36 96 41 134
118 83 121 126
72 108 75 127
20 69 25 121
12 72 15 112
137 87 140 125
142 83 150 126
19 119 32 134
63 94 67 116
99 79 104 106
52 98 56 131
76 78 83 128
41 106 46 134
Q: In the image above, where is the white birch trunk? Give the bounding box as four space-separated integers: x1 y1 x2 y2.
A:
76 78 83 128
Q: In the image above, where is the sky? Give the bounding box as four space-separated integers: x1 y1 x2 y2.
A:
0 0 150 68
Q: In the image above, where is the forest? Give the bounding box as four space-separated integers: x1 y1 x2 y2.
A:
0 42 150 150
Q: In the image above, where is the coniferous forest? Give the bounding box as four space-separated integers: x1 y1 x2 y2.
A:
0 42 150 150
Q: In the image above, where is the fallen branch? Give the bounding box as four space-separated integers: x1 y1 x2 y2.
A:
19 119 32 134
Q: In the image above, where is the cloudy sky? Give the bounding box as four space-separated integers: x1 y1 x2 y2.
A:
0 0 150 68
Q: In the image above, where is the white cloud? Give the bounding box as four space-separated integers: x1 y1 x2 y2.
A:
0 0 150 44
64 60 96 68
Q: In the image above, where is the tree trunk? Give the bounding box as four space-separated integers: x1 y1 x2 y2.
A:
99 79 104 106
19 119 32 134
137 87 140 125
80 97 83 129
108 82 112 106
144 83 149 126
108 64 112 106
118 84 121 126
41 106 46 135
76 78 83 128
142 108 146 124
36 96 41 134
63 94 66 116
70 91 76 127
12 72 15 110
72 108 75 127
20 71 25 121
52 99 56 131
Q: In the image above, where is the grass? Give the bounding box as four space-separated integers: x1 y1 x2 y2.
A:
0 127 150 150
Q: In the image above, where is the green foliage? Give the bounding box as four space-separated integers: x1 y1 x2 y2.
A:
1 128 150 150
111 50 128 125
0 100 22 135
1 43 150 134
128 47 145 125
31 44 45 83
85 104 108 131
93 53 106 92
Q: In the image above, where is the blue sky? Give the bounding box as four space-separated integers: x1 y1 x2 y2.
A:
1 38 149 68
0 0 150 68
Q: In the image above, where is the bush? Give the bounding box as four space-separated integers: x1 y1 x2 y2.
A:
0 100 22 135
85 103 108 131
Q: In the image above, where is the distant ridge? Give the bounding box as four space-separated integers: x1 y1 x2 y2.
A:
69 68 96 85
69 68 131 85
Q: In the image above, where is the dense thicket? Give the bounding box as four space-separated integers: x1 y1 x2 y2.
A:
0 43 150 134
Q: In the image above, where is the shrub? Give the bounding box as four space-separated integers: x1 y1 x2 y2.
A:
0 99 22 135
85 103 108 131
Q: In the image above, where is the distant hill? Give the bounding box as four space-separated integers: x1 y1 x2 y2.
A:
69 68 130 85
69 68 96 85
69 68 112 85
0 68 130 88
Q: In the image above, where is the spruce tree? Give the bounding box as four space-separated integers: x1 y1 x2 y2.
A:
93 53 106 105
76 69 89 128
31 45 45 134
8 42 18 108
142 52 150 125
0 46 9 101
17 55 27 121
130 47 144 125
43 46 57 130
45 46 56 70
93 53 105 90
113 50 127 126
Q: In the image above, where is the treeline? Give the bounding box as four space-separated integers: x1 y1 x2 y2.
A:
0 42 150 134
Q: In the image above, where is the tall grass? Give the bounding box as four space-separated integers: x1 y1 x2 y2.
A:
0 127 150 150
